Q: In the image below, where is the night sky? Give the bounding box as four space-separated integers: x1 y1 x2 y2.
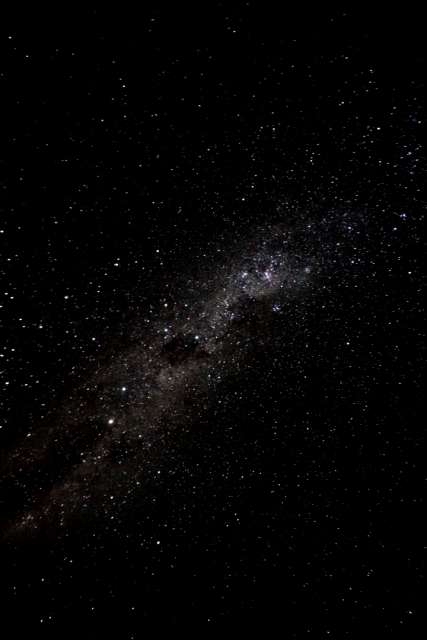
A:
0 6 424 636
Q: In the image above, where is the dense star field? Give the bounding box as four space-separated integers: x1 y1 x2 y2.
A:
0 6 424 636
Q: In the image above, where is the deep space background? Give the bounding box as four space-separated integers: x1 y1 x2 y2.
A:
0 5 425 636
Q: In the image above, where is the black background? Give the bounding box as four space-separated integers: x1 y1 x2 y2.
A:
0 5 424 636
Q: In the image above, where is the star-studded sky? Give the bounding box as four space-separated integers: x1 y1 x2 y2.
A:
0 6 424 636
